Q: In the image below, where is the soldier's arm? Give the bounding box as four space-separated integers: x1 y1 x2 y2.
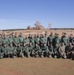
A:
67 38 69 44
59 47 61 53
51 46 54 53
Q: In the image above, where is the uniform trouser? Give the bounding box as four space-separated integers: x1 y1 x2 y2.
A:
23 50 30 57
30 49 34 55
54 52 60 58
48 52 54 57
60 53 66 58
42 50 49 56
34 50 42 57
8 52 16 58
71 51 74 60
4 53 9 58
66 52 71 59
0 53 4 59
17 51 23 57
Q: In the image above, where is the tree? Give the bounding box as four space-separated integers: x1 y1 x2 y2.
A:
34 21 45 30
27 26 31 29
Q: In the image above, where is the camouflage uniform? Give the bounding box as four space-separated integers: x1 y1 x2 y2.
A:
41 44 49 57
8 44 16 58
40 35 46 47
23 37 30 46
65 43 73 59
2 36 8 46
0 46 4 59
18 35 24 46
22 44 30 57
33 44 42 57
47 34 54 46
1 44 9 58
48 44 54 58
28 43 34 56
53 44 60 58
61 33 69 46
71 46 74 60
8 35 13 45
34 36 40 45
53 34 60 47
0 34 2 46
13 36 19 47
16 43 23 57
30 36 35 47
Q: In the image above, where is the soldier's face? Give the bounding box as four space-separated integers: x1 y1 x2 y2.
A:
62 33 64 36
9 35 12 37
56 35 59 38
30 43 32 46
44 44 46 46
69 43 72 46
19 33 22 36
61 43 64 46
36 44 38 47
32 36 34 38
50 33 53 36
24 44 26 46
70 34 73 38
4 35 6 38
4 44 6 47
64 33 66 37
18 44 20 46
10 44 12 47
56 44 58 47
25 36 28 39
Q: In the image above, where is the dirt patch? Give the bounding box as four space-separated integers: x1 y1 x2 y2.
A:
0 58 74 75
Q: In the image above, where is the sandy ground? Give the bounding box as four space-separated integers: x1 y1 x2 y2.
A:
0 58 74 75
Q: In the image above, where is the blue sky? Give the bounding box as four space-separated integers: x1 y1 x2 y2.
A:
0 0 74 29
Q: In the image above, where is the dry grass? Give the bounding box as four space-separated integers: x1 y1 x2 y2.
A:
1 29 74 37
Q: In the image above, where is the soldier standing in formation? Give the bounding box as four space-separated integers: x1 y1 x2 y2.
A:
0 32 73 60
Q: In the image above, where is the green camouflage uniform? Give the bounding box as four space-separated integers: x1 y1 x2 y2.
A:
23 38 30 45
30 38 35 47
2 37 8 46
22 45 30 57
18 36 24 46
53 37 61 47
8 37 13 45
41 45 49 57
65 43 73 59
61 36 69 46
1 46 9 58
47 35 54 45
16 46 23 57
40 37 46 47
28 44 34 55
8 46 16 58
0 37 2 46
53 46 60 58
13 36 19 46
0 46 4 58
34 45 42 57
48 45 54 56
34 36 40 44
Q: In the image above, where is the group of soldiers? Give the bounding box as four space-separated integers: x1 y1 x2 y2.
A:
0 32 74 60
